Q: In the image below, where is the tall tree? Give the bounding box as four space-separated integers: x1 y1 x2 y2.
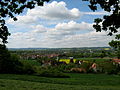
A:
84 0 120 58
83 0 120 35
109 34 120 58
0 0 50 73
0 0 50 44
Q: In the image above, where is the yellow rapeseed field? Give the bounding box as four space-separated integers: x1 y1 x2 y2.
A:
59 59 76 64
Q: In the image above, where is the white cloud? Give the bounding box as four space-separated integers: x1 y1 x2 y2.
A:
7 21 114 48
49 31 114 48
31 25 48 33
55 21 93 31
7 1 81 26
46 21 93 40
6 1 115 48
28 1 81 20
83 11 110 15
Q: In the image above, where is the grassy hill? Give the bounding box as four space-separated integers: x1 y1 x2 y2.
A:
0 73 120 90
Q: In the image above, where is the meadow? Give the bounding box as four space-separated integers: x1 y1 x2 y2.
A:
1 48 120 90
0 73 120 90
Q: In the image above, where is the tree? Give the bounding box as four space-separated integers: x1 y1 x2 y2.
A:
0 0 50 44
100 50 106 58
0 0 50 73
109 35 120 58
83 0 120 35
0 44 22 73
83 0 120 58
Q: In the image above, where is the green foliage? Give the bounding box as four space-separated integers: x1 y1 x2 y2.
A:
109 40 120 49
34 66 70 78
84 0 120 35
55 64 67 72
80 62 92 72
10 54 23 73
65 63 78 70
99 61 119 74
21 60 41 66
0 45 22 73
0 0 50 43
109 34 120 58
20 60 35 74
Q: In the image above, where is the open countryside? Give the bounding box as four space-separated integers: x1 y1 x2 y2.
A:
0 47 120 89
0 0 120 90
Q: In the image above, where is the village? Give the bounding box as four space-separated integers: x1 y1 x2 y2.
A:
10 47 120 74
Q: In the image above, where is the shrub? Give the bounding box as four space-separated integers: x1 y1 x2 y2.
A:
20 60 35 74
100 61 119 74
55 64 68 72
65 63 77 70
0 45 22 73
34 66 70 78
80 62 92 73
10 54 23 73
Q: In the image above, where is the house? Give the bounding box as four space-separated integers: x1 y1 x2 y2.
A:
112 59 120 64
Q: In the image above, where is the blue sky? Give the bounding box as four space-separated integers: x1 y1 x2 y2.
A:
4 0 114 48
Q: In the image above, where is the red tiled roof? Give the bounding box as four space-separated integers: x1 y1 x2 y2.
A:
112 59 120 62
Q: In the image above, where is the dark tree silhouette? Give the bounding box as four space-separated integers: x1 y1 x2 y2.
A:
83 0 120 58
0 0 50 44
0 0 50 73
83 0 120 35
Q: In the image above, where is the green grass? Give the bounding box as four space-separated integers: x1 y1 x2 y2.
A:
77 58 110 63
0 79 120 90
0 73 120 90
20 60 41 66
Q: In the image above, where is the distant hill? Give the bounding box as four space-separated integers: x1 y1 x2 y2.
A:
8 47 111 51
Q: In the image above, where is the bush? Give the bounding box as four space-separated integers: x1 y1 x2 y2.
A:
20 60 35 74
80 62 92 73
10 54 23 73
34 66 70 78
65 63 77 70
100 61 119 74
0 45 22 73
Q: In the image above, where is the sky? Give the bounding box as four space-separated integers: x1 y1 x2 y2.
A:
5 0 115 48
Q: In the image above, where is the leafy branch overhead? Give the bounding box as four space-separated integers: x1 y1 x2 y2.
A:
83 0 120 36
0 0 50 44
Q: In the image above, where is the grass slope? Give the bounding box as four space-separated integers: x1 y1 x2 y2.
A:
0 73 120 90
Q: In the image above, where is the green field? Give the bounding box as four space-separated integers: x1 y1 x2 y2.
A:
77 58 110 62
0 73 120 90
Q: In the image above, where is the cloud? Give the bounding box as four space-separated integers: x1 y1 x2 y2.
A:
6 0 115 48
49 31 114 48
7 21 114 48
83 11 110 15
31 25 48 33
55 21 93 31
7 1 81 26
46 21 93 40
27 1 81 20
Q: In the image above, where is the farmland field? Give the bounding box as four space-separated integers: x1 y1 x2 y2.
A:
59 58 110 64
59 59 76 64
76 58 110 62
0 73 120 90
